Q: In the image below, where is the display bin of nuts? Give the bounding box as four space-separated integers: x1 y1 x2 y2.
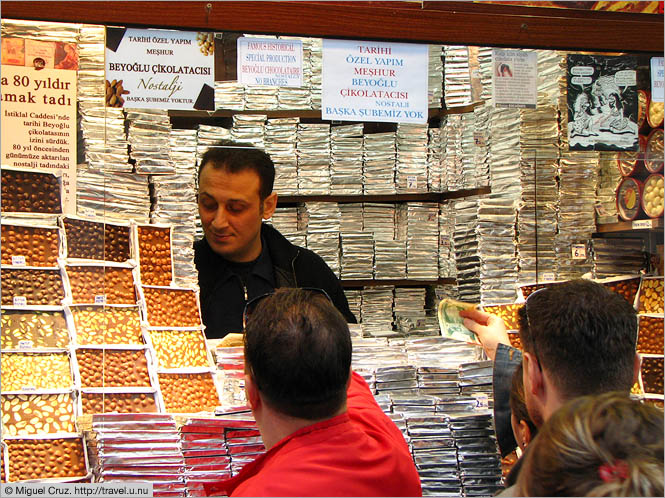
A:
145 327 213 369
1 167 63 214
135 223 174 287
61 216 132 263
140 285 203 328
1 266 66 306
640 394 664 411
507 332 522 351
67 304 143 346
1 391 77 436
1 441 6 483
596 275 642 306
0 351 74 391
518 280 563 300
1 220 62 267
157 369 221 414
65 263 138 305
4 435 90 482
637 314 664 355
639 355 664 395
482 303 522 331
636 276 664 314
1 307 71 349
74 346 156 389
79 388 162 415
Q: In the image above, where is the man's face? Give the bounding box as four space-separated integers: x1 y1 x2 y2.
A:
198 164 275 262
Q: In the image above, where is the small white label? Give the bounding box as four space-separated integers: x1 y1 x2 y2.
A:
18 340 34 349
571 244 587 260
13 296 27 307
79 207 96 218
632 219 654 229
542 273 556 282
407 176 418 189
474 393 489 410
11 255 26 266
21 386 37 391
94 295 107 304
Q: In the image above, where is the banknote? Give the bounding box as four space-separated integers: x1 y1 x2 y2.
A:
437 298 480 344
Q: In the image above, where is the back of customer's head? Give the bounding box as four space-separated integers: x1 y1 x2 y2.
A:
509 362 537 450
516 391 664 497
243 288 352 421
518 279 637 400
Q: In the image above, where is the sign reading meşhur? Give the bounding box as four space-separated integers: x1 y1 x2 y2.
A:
322 39 428 124
1 38 78 213
105 27 215 110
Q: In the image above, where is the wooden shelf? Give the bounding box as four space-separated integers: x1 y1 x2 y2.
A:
168 103 482 120
341 278 455 288
277 187 491 204
596 217 663 233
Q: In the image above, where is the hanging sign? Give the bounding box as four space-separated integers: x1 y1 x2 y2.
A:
105 27 214 110
237 37 303 87
651 57 664 103
322 39 428 124
567 54 638 151
1 38 78 214
491 48 538 109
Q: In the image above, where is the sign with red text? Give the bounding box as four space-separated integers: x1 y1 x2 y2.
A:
322 39 428 124
105 27 214 110
1 38 78 213
238 37 303 87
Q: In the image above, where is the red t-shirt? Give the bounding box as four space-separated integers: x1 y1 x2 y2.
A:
204 372 422 497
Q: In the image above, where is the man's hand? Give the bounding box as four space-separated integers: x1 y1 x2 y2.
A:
458 308 510 361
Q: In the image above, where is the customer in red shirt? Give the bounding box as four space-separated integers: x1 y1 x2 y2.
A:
204 288 422 497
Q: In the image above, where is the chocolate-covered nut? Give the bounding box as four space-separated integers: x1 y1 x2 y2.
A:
1 225 60 267
63 218 131 262
638 278 664 314
6 438 86 481
137 225 173 286
641 356 664 395
507 332 522 351
158 372 219 413
602 277 641 306
637 316 664 355
0 309 69 348
1 268 65 306
1 169 61 214
143 287 201 327
482 304 522 331
76 348 151 387
1 393 75 436
67 265 136 304
81 392 157 414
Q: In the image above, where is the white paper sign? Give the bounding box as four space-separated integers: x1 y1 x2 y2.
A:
492 48 538 109
237 37 303 87
105 27 214 110
651 57 664 103
571 244 587 260
322 39 428 124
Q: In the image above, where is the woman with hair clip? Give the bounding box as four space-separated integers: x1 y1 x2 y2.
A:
513 391 663 497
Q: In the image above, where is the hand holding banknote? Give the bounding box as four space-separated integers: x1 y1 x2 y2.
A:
437 299 481 345
458 307 510 361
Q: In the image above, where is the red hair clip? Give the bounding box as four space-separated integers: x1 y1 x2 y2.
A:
599 459 629 483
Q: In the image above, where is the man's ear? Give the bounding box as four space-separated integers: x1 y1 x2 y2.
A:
632 352 642 386
245 372 262 412
518 420 533 448
523 352 543 397
262 192 278 220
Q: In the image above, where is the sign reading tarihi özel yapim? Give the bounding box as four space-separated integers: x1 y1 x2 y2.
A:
105 27 214 110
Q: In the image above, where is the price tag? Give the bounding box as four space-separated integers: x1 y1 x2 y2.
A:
571 244 587 260
11 255 26 266
632 219 654 230
473 393 489 411
542 273 555 282
474 132 486 147
18 340 34 349
79 207 96 219
13 296 27 307
21 386 37 392
407 176 418 189
94 295 107 305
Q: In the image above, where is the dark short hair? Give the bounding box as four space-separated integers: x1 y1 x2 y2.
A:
518 279 637 400
244 288 352 420
198 139 275 200
509 363 537 439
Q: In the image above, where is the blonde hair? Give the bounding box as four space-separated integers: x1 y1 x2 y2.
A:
516 392 663 496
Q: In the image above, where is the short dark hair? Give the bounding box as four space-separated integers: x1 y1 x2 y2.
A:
518 279 637 400
509 363 537 439
198 139 275 200
244 288 352 420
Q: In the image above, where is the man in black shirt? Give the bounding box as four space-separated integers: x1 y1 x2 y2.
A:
194 140 356 338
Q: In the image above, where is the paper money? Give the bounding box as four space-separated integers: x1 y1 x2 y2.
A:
438 298 480 344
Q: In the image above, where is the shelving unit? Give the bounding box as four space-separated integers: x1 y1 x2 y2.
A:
277 187 491 205
596 217 663 233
